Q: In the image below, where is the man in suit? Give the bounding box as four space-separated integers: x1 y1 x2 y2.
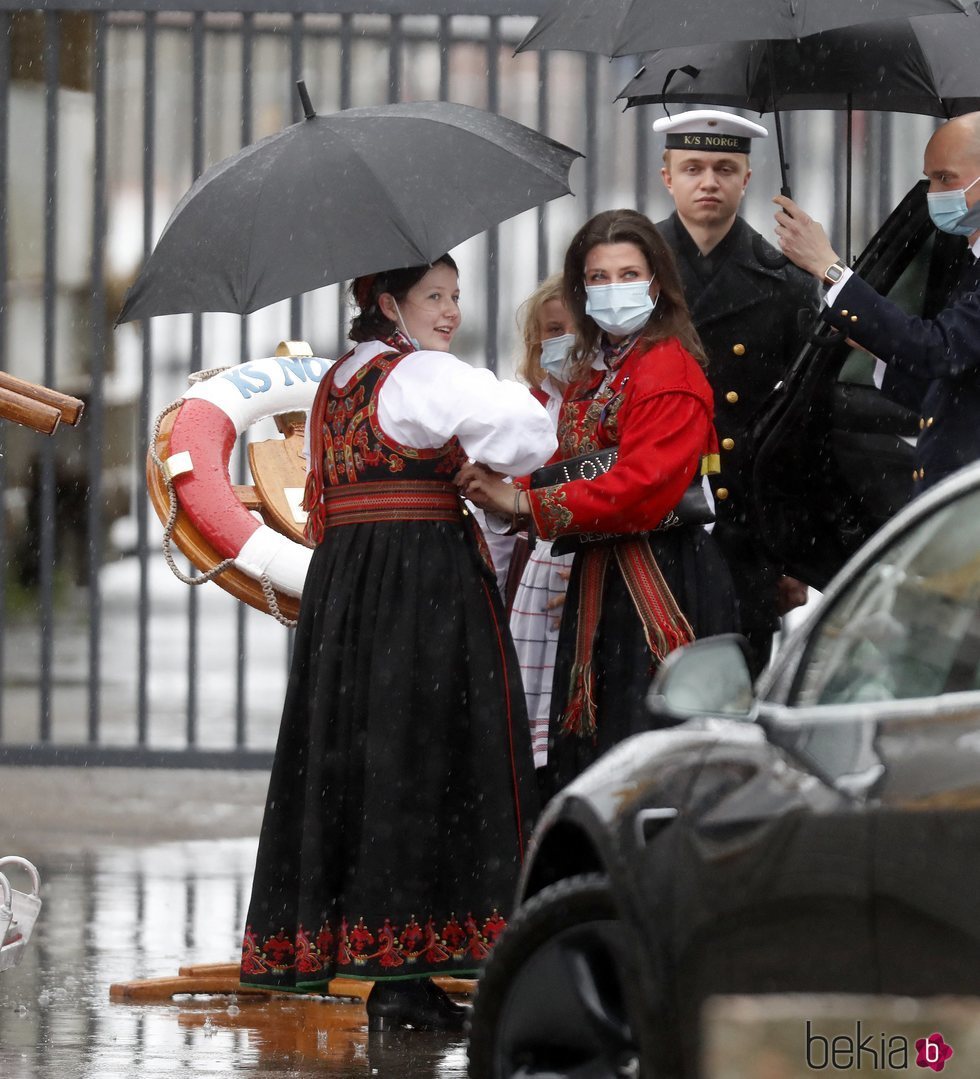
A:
774 111 980 494
655 110 818 674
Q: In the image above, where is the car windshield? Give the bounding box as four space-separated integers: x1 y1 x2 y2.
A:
794 486 980 706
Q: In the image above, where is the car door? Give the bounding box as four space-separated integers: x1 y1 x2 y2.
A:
762 475 980 995
751 181 971 589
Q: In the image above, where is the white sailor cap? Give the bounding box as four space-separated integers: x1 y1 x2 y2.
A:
653 110 768 154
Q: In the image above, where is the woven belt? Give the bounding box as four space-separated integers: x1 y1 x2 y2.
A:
320 480 464 529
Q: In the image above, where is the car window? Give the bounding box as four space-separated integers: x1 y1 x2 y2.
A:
793 487 980 706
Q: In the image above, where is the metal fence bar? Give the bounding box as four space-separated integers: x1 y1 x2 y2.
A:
485 15 500 371
0 744 274 768
289 11 303 339
634 104 648 216
39 11 61 741
583 52 597 220
536 48 548 281
336 12 352 345
137 11 157 746
0 0 552 11
438 13 450 101
185 10 207 748
236 11 254 750
0 11 8 741
88 11 108 742
388 13 402 104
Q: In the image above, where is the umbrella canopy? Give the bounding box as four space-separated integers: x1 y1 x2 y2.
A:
617 13 980 117
516 0 968 58
117 98 582 322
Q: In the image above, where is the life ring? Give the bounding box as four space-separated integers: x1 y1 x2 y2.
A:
146 342 332 623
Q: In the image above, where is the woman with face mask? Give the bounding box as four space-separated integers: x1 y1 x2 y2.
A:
459 210 738 795
507 274 579 778
240 255 557 1028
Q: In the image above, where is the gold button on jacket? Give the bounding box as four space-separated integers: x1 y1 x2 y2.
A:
722 437 735 450
725 391 739 404
732 343 745 356
716 487 730 500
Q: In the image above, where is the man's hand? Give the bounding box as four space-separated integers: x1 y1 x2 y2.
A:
772 195 840 280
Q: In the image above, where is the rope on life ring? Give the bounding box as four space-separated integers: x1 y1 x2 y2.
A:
147 345 332 626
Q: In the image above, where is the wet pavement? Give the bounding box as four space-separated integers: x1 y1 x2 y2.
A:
0 768 469 1078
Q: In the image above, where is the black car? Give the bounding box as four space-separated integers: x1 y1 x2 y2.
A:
467 458 980 1079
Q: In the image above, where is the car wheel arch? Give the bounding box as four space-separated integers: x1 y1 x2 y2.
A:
520 818 607 902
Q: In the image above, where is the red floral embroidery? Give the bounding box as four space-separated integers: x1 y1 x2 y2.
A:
244 907 509 975
320 353 467 485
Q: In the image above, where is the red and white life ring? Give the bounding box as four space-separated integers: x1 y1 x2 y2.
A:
148 346 333 620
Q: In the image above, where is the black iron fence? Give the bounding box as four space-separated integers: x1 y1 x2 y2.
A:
0 1 921 768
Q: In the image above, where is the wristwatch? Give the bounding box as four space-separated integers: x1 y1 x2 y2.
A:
823 259 847 285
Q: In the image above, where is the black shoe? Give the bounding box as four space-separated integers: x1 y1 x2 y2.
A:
422 977 469 1017
366 979 467 1033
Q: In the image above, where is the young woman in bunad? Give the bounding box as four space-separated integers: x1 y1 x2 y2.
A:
507 273 578 776
239 254 557 1032
460 210 737 798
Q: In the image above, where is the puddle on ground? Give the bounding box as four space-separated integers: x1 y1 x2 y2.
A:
0 842 469 1078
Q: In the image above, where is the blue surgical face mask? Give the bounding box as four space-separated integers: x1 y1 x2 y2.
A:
927 175 980 236
585 280 657 336
539 333 576 379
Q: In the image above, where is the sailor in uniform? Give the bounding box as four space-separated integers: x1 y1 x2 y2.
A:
654 110 819 674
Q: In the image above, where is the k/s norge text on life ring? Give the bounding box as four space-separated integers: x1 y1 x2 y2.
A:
147 345 333 624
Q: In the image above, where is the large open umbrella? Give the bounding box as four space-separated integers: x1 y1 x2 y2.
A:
617 9 980 255
618 14 980 118
516 0 968 58
117 91 582 322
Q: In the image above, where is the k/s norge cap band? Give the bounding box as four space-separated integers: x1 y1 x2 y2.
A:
653 110 768 154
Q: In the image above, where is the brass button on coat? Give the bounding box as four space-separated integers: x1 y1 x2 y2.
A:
919 417 925 430
840 310 849 317
732 343 745 356
716 487 730 500
926 416 934 427
722 437 735 450
725 391 739 404
850 315 858 322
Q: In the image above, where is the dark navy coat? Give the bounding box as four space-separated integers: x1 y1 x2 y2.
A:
657 212 818 670
823 253 980 492
657 213 819 529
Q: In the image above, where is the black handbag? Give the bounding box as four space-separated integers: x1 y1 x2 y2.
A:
529 447 714 556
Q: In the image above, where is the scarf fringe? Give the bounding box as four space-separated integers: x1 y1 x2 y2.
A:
561 660 598 739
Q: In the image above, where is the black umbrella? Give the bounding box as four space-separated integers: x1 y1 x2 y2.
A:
618 15 980 118
516 0 968 58
618 9 980 255
117 90 582 322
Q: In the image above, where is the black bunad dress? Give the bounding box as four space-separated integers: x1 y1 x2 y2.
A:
241 343 544 991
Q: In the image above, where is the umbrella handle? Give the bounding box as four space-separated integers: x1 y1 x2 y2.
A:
765 42 791 199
